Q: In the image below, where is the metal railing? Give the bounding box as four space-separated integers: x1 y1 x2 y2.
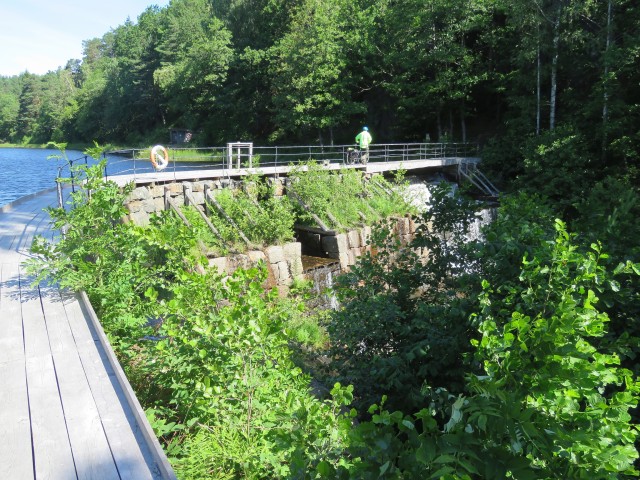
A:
458 161 499 197
54 142 480 208
55 154 94 209
99 142 479 180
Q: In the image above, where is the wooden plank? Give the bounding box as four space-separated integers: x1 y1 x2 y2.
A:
40 291 120 480
38 285 78 357
0 240 20 262
0 263 26 365
19 270 77 479
0 359 34 479
53 352 121 480
75 292 176 480
25 355 77 480
0 234 17 255
15 211 50 256
0 262 33 479
0 214 39 257
50 289 160 480
0 187 58 215
20 272 51 360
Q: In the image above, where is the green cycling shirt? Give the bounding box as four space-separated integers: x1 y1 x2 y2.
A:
355 130 372 149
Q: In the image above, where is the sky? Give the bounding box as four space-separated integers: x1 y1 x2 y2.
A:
0 0 171 77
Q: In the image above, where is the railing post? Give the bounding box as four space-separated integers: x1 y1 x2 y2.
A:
70 159 75 193
172 148 177 175
102 152 108 180
56 166 64 209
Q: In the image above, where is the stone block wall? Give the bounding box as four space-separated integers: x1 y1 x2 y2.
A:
122 178 298 291
314 216 417 271
123 179 416 286
207 242 304 291
123 178 287 226
391 216 418 246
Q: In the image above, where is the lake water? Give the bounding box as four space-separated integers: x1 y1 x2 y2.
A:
0 148 82 207
0 148 165 208
0 147 225 208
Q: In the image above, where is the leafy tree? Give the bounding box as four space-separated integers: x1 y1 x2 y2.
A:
269 0 364 142
15 72 43 142
72 37 116 142
33 68 77 143
101 13 163 142
378 0 492 141
0 77 20 141
153 0 233 139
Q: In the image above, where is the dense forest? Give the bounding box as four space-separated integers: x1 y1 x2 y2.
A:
17 0 640 478
0 0 638 156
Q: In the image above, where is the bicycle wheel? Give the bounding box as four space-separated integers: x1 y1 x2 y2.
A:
346 150 355 165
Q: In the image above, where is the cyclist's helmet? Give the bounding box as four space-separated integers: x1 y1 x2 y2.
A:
363 126 369 131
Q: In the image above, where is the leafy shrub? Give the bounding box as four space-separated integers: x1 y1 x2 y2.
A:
323 221 640 479
208 183 296 248
140 266 352 478
181 205 228 255
288 161 414 231
515 126 593 216
326 183 481 412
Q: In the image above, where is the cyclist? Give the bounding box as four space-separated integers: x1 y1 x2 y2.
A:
355 126 372 164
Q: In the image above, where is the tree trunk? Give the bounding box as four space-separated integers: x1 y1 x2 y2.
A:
602 0 613 160
449 109 454 140
437 110 442 140
330 126 334 146
536 24 541 135
549 3 561 131
460 103 467 143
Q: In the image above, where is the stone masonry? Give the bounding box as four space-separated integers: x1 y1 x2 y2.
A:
207 242 304 291
123 178 287 226
122 180 416 286
320 216 417 271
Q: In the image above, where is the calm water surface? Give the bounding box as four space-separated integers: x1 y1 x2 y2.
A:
0 148 163 208
0 148 85 207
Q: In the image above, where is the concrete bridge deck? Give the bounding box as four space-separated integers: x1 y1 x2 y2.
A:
0 190 175 479
108 156 480 187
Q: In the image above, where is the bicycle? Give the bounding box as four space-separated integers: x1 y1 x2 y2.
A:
345 146 368 165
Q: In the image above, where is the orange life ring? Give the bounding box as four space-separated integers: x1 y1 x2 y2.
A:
150 145 169 171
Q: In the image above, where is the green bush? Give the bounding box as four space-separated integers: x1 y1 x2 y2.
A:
321 218 640 480
208 182 296 249
288 161 415 231
326 184 481 412
28 149 352 477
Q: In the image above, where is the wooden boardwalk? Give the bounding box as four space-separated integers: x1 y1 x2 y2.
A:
0 190 176 479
